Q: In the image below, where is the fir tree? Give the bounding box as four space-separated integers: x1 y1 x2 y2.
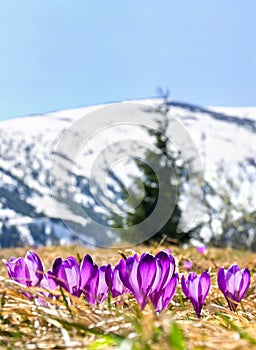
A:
111 90 197 244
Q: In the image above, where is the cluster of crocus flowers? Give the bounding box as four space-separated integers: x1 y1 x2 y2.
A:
119 251 179 313
2 251 57 301
2 250 179 313
47 254 110 304
2 250 251 317
3 251 44 288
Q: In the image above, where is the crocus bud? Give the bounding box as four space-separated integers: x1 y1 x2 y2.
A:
119 253 157 310
3 251 44 287
80 254 98 293
37 271 59 305
95 265 109 304
181 271 210 318
217 265 250 311
105 263 127 298
80 255 109 304
40 271 58 296
151 273 179 313
83 264 109 304
51 256 81 297
150 251 178 313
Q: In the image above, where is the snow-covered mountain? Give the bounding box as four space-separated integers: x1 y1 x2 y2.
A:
0 99 255 248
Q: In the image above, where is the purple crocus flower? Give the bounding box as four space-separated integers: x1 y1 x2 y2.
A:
51 256 82 297
83 264 109 304
40 271 58 297
36 271 59 305
181 271 210 318
151 274 178 313
150 251 178 313
80 254 98 295
183 260 193 271
217 265 250 311
51 254 107 302
197 245 207 254
93 265 109 304
79 255 109 304
119 253 157 310
3 251 44 287
105 263 127 298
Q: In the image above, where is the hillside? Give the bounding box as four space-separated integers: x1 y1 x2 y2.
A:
0 100 255 248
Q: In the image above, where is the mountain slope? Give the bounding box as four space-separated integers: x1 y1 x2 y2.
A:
0 100 255 248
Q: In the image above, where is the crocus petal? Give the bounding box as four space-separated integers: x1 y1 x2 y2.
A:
150 259 162 293
154 251 175 290
137 254 157 309
25 251 44 286
40 271 58 291
118 259 129 289
126 255 139 296
52 257 63 278
181 275 190 298
9 257 17 263
105 264 113 289
52 257 69 290
226 265 242 301
199 271 210 303
151 273 178 313
83 262 109 304
238 268 250 300
187 273 199 301
63 257 81 296
96 265 108 303
113 264 126 296
84 270 99 304
37 272 59 305
80 254 98 290
106 263 126 298
119 256 139 297
39 272 58 297
160 273 179 311
137 254 156 295
217 267 227 295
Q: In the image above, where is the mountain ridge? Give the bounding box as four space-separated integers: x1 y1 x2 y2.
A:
0 99 255 248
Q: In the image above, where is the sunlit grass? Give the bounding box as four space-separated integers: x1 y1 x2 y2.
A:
0 244 256 349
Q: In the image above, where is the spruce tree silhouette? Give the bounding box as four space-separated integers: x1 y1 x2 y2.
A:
111 90 198 245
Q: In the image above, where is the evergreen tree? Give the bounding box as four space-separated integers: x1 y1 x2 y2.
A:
111 90 198 245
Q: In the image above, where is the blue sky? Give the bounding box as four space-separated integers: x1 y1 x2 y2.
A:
0 1 256 121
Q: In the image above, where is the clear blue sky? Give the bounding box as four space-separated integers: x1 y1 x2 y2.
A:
0 1 256 121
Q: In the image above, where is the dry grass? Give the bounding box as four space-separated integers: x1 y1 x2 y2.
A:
0 244 256 349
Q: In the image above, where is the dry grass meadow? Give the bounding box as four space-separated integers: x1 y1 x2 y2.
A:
0 243 256 350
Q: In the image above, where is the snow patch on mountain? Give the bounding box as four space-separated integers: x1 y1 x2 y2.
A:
0 99 255 248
